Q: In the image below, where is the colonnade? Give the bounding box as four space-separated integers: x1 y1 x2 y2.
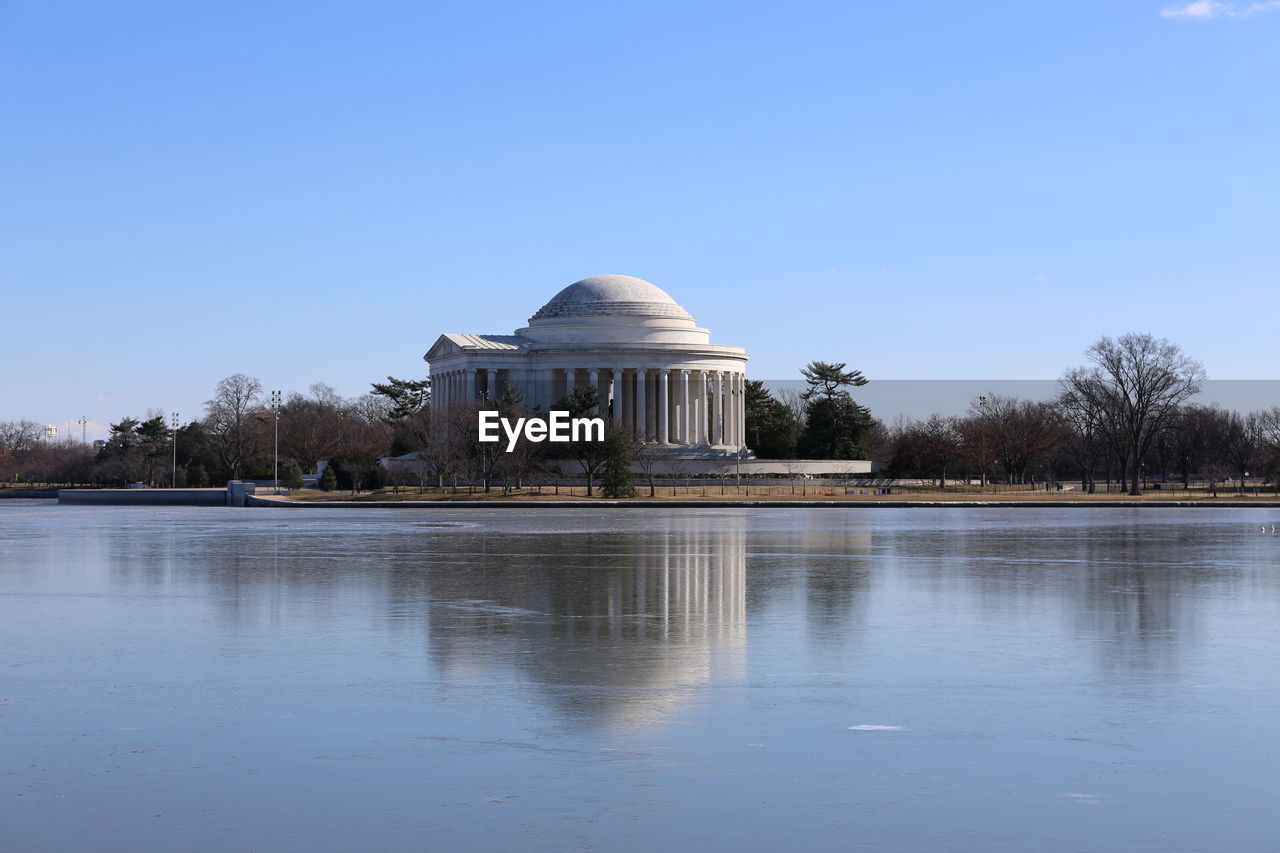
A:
432 367 496 408
431 365 747 448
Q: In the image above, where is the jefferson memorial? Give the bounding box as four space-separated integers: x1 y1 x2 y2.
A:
425 275 749 455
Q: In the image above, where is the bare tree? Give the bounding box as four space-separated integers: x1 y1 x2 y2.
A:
203 373 263 480
914 414 964 488
1166 405 1225 489
1222 411 1262 494
1062 334 1205 496
864 417 894 464
631 436 664 497
963 394 1062 485
776 388 807 429
278 392 345 474
1258 407 1280 493
1057 387 1109 492
0 420 42 458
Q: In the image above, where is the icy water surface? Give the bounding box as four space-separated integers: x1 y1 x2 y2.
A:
3 502 1280 851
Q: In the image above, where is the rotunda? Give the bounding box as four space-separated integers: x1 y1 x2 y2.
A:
425 275 749 453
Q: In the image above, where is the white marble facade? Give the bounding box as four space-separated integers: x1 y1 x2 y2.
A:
425 275 750 454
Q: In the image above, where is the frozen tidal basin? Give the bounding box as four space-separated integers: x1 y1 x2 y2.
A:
3 502 1280 851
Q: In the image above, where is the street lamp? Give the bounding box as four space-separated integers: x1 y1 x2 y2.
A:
270 390 282 493
170 412 180 488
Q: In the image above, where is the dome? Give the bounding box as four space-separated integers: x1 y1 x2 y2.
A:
530 275 693 322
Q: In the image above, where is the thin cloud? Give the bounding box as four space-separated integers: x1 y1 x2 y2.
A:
1160 0 1280 16
1160 1 1225 17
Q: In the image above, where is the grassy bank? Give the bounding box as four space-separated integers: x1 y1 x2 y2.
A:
278 484 1279 504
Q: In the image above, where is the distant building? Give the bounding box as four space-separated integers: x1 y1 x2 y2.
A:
425 275 749 456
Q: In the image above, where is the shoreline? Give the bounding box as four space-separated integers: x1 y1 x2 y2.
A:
247 495 1280 509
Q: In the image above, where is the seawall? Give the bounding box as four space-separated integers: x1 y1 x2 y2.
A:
58 488 230 506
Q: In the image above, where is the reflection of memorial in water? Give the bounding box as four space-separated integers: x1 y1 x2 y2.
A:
425 515 747 728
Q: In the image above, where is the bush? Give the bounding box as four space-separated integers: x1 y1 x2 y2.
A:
319 465 337 491
280 460 304 490
328 452 387 491
600 430 636 499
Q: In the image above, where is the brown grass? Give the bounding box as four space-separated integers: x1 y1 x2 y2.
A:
276 484 1277 503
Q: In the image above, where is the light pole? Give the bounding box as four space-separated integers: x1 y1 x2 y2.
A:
170 412 180 488
271 390 282 493
79 415 88 445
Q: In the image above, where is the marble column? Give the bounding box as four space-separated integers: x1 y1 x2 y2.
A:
538 367 552 410
565 368 575 396
486 369 497 402
692 371 700 444
464 369 475 402
696 371 708 444
678 370 690 444
736 373 745 447
634 370 647 441
725 373 736 446
658 370 669 444
729 373 737 446
713 372 724 446
612 368 623 423
706 368 716 440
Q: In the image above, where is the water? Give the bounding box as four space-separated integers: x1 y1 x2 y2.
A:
3 502 1280 851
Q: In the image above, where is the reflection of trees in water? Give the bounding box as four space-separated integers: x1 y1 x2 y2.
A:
743 524 874 648
423 517 747 728
1073 524 1224 672
883 517 1265 673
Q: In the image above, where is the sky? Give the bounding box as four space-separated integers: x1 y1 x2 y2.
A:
2 0 1277 439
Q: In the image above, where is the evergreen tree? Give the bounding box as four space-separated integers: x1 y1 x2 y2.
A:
369 376 431 420
799 396 871 459
796 362 872 459
280 460 304 490
743 379 799 458
600 429 636 498
799 361 868 401
319 465 337 491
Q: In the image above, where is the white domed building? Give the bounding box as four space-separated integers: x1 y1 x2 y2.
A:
425 275 749 455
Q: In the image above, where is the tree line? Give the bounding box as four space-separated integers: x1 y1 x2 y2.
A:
879 334 1280 495
5 333 1274 498
0 375 397 490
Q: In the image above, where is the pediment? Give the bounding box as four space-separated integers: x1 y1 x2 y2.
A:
424 335 461 361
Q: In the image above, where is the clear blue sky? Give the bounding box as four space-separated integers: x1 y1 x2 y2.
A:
3 0 1277 438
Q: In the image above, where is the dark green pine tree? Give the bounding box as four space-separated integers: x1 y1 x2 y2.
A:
796 361 872 459
599 429 636 498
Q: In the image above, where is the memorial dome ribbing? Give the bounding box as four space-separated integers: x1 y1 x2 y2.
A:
530 275 694 322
